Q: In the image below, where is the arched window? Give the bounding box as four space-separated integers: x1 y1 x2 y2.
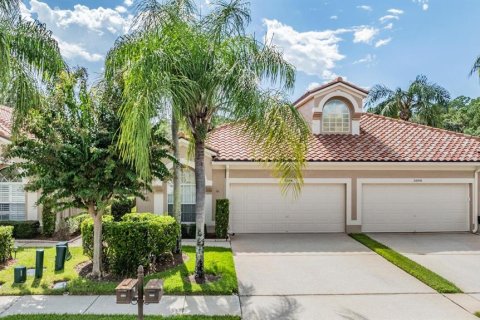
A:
322 99 351 133
167 169 195 223
0 170 25 221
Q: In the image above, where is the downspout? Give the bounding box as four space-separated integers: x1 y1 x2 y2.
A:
473 168 480 233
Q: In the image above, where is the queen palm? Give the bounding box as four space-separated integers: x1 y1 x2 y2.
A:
0 0 65 127
106 0 309 280
366 75 450 126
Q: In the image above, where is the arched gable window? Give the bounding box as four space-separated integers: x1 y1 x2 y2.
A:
322 99 351 133
167 169 195 223
0 170 25 221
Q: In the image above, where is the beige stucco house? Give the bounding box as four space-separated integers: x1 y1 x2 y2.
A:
138 77 480 234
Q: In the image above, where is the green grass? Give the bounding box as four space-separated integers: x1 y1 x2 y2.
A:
350 233 462 294
2 316 240 320
0 246 237 295
475 311 480 318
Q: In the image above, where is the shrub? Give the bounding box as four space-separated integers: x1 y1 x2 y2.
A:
0 221 40 239
41 203 56 237
215 199 229 239
0 226 13 262
65 213 89 235
81 213 179 276
111 198 135 221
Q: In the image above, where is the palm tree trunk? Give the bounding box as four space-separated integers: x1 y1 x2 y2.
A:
88 203 102 279
399 106 411 121
172 114 182 254
194 138 206 280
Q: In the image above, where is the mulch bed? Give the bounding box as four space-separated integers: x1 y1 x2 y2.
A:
76 252 189 281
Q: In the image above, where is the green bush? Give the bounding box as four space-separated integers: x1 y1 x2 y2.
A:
0 221 40 239
215 199 229 239
81 213 179 276
41 203 56 237
65 213 89 235
0 226 13 262
111 198 135 221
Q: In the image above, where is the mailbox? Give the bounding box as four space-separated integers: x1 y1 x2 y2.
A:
144 279 163 304
115 278 138 304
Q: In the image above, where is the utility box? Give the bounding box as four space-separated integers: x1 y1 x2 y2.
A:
144 279 163 304
56 241 71 260
55 245 67 271
14 266 26 283
35 249 44 278
115 278 138 304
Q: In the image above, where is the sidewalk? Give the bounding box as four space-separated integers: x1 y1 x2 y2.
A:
0 295 241 317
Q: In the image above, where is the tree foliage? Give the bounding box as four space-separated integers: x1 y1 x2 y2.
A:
442 96 480 136
366 75 450 126
2 68 172 276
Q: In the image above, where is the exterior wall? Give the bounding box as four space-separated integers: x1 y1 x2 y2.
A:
136 191 155 213
212 169 226 220
219 164 479 232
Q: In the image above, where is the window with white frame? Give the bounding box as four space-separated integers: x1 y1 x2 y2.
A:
0 171 25 221
167 169 195 223
322 99 351 133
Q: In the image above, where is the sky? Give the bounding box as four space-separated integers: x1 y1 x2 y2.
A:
19 0 480 101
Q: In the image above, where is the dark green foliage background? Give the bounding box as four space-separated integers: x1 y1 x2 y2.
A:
215 199 229 239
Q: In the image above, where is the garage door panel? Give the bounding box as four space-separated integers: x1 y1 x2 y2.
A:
362 183 469 233
230 183 345 233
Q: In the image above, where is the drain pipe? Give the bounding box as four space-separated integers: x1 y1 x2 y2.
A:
473 168 480 233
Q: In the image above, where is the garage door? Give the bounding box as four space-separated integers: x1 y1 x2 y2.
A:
362 184 470 232
230 183 345 233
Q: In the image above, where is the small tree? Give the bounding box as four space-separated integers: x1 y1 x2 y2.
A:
3 69 172 278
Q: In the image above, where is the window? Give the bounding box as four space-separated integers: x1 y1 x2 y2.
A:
0 171 25 221
322 99 351 133
168 169 195 223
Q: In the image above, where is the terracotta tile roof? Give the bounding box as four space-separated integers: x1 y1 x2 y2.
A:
207 113 480 162
0 106 13 139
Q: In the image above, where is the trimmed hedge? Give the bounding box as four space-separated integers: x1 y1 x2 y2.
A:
41 203 56 237
81 213 179 276
111 198 135 221
0 226 13 262
0 221 40 239
65 213 89 236
215 199 229 239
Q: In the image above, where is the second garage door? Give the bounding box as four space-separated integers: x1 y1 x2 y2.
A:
362 183 470 232
230 183 345 233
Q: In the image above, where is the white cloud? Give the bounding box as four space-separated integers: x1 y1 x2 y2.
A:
357 5 372 11
115 6 127 13
353 53 376 65
330 15 338 20
124 0 134 7
379 15 399 23
353 26 378 44
263 19 348 80
375 38 392 48
384 23 393 30
307 82 321 91
22 0 132 66
55 38 103 62
413 0 429 11
387 8 404 15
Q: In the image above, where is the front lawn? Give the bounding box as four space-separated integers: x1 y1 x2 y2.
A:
2 316 240 320
0 246 237 295
350 233 461 294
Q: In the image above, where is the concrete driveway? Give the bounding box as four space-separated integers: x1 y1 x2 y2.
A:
231 233 477 320
370 233 480 293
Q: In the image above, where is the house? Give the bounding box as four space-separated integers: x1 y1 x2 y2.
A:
138 77 480 234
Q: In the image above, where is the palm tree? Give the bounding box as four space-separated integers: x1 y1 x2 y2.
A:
471 56 480 78
106 0 309 280
366 75 450 126
0 0 65 128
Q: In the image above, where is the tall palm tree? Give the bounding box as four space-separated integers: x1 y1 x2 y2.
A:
470 56 480 78
106 0 309 280
366 75 450 126
0 0 65 128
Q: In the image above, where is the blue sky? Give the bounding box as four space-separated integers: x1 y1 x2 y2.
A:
20 0 480 101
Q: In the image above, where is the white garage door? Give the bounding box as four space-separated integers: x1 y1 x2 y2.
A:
230 183 345 233
362 184 470 232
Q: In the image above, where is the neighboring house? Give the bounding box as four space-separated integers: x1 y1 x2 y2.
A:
138 77 480 234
